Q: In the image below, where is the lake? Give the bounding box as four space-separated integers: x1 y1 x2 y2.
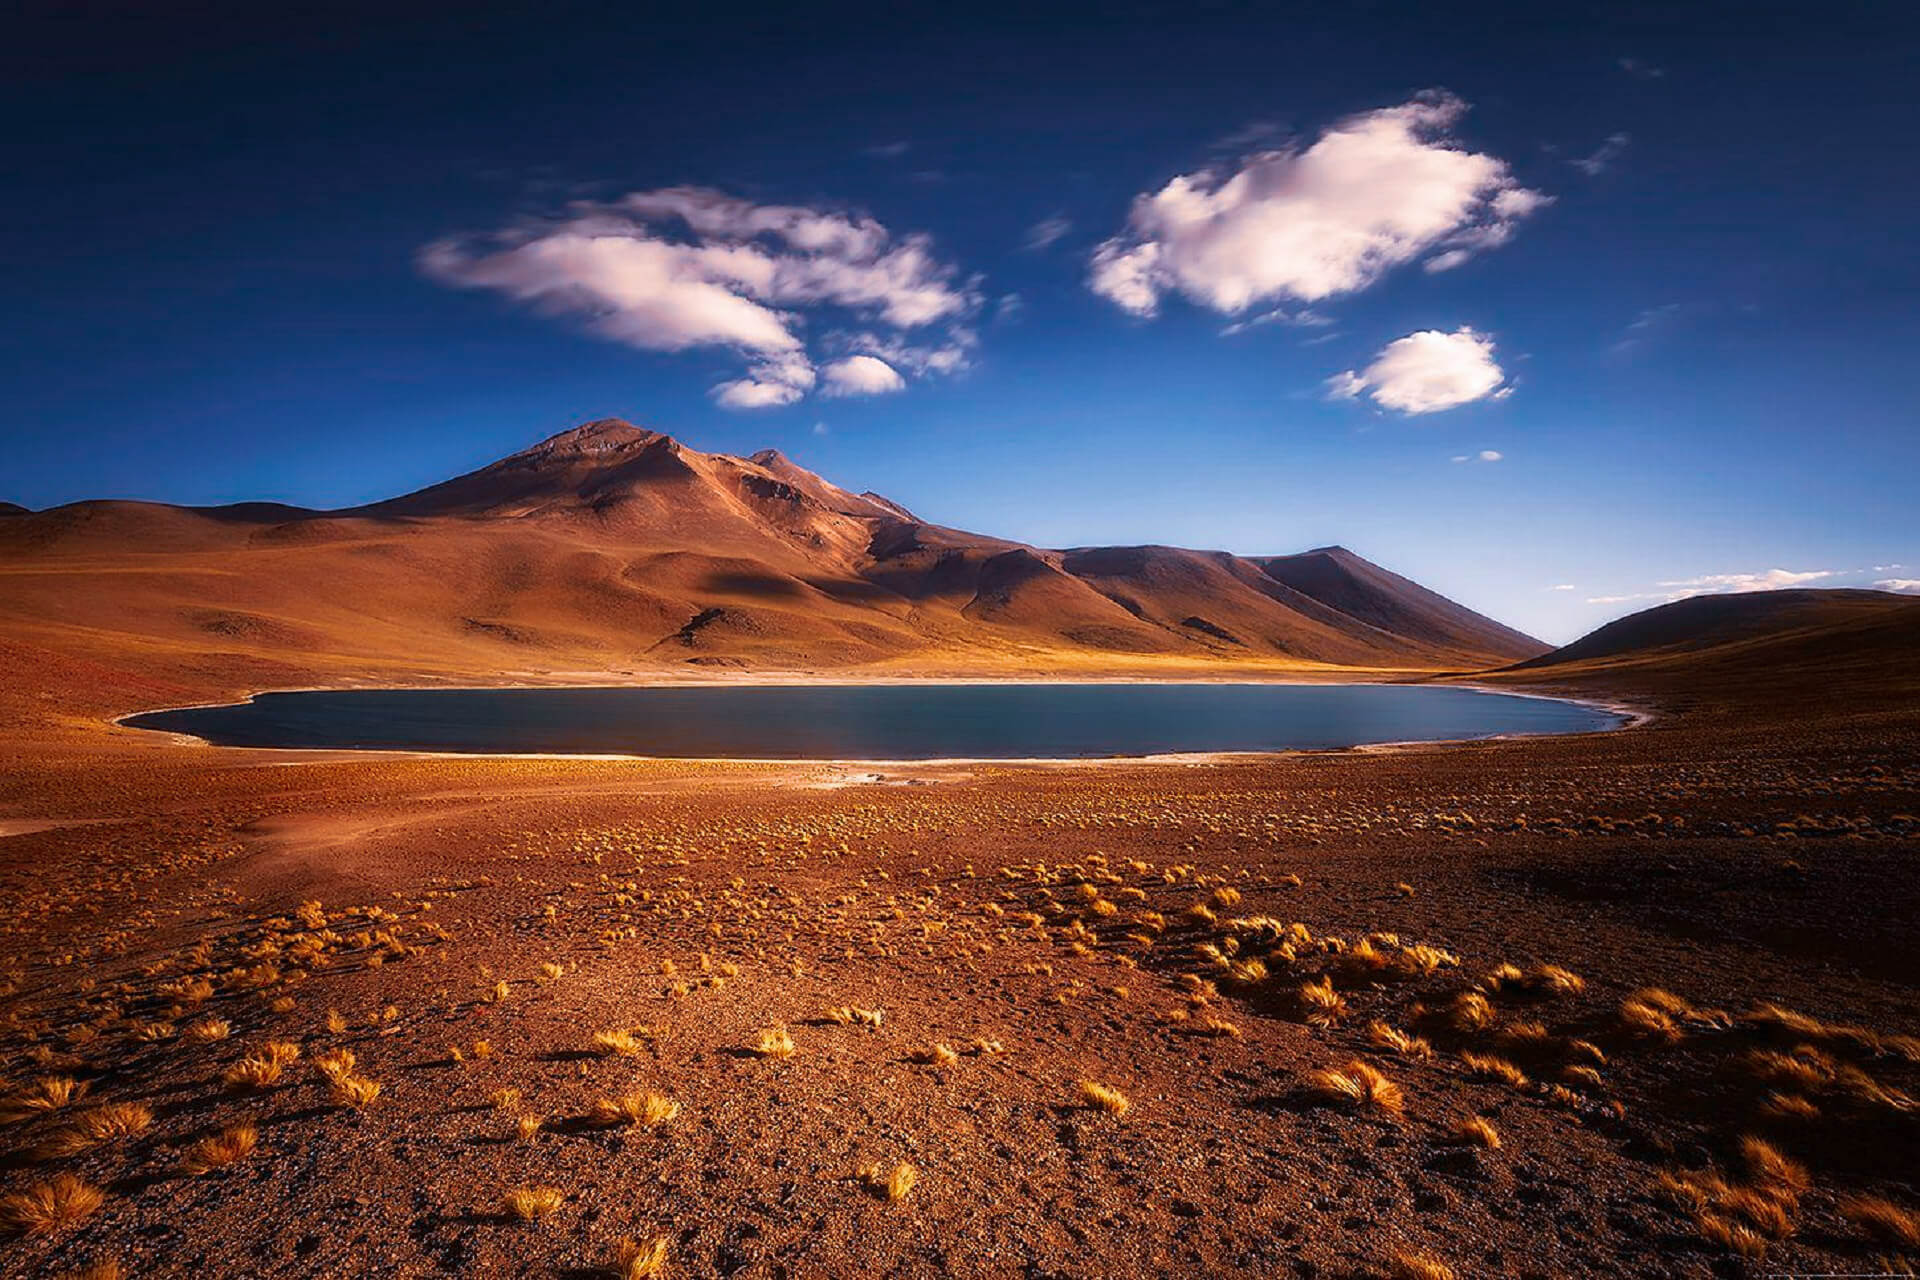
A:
122 683 1626 759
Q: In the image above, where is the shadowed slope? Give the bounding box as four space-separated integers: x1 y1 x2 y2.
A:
1254 545 1545 664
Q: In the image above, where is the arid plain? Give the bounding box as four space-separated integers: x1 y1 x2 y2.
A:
2 423 1917 1279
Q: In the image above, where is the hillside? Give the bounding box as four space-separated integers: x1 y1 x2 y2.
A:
0 420 1546 727
1490 588 1920 714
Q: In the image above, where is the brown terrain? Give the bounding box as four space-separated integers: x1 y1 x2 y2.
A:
1 421 1917 1280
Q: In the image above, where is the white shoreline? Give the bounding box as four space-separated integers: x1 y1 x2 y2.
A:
111 678 1647 766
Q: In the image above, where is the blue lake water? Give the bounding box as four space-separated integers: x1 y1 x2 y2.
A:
122 683 1625 759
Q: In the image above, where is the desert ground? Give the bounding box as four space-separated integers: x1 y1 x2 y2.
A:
2 427 1917 1278
2 607 1918 1280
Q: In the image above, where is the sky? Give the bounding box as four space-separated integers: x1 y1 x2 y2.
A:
4 0 1916 643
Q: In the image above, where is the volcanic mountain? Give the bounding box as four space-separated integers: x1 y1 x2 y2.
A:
0 419 1546 704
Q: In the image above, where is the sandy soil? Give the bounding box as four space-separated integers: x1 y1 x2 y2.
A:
0 661 1916 1279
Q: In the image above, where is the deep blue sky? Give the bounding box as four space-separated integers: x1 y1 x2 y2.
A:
4 0 1915 642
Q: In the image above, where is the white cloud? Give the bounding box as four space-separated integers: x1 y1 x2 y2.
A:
821 354 907 396
1329 327 1508 415
1875 579 1920 593
1023 216 1072 252
1661 569 1835 592
1450 449 1503 463
1585 567 1842 607
421 186 979 409
1548 583 1576 591
1090 93 1548 317
1570 133 1631 177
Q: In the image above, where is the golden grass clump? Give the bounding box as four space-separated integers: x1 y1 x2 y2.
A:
184 1016 231 1043
516 1113 544 1142
748 1025 796 1058
910 1043 960 1066
45 1101 154 1156
1451 1115 1500 1149
327 1074 382 1109
182 1122 258 1175
1305 1060 1404 1114
1439 991 1497 1035
4 1075 87 1119
1367 1020 1434 1061
592 1028 647 1057
222 1040 301 1091
0 1174 105 1236
1077 1079 1131 1117
1389 1251 1456 1280
612 1235 672 1278
503 1185 564 1222
1295 974 1347 1028
858 1160 917 1203
489 1087 523 1111
1459 1053 1529 1090
590 1090 680 1129
1838 1195 1920 1248
57 1261 126 1280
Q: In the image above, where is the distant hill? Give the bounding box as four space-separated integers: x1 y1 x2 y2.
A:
1498 588 1920 710
0 419 1546 690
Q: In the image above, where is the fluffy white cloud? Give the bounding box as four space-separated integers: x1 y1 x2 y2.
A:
1875 579 1920 593
1089 93 1547 317
821 355 907 397
1330 328 1508 415
421 187 979 409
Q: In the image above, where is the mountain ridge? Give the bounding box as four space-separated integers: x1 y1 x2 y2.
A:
0 418 1547 680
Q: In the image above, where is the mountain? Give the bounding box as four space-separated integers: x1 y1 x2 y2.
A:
1497 588 1920 712
0 419 1545 695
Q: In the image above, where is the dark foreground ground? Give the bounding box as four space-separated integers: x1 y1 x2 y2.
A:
0 676 1916 1279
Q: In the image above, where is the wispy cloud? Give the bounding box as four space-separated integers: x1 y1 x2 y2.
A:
1547 583 1576 591
1570 133 1631 177
1618 57 1666 80
1022 215 1073 252
420 187 980 410
1328 328 1510 415
1585 567 1842 606
1089 92 1548 317
1451 449 1503 463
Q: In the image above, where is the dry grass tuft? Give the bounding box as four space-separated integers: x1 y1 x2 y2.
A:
44 1101 154 1156
1389 1251 1456 1280
592 1028 647 1057
748 1025 796 1058
1295 974 1347 1028
1077 1079 1131 1117
327 1074 382 1109
0 1174 105 1236
5 1075 87 1119
503 1185 564 1222
1459 1053 1529 1089
612 1235 672 1278
909 1043 960 1066
1306 1060 1404 1114
822 1005 885 1028
1367 1020 1433 1060
858 1160 917 1203
1738 1136 1810 1195
590 1091 680 1129
1451 1115 1500 1149
1839 1195 1920 1248
182 1122 258 1175
516 1113 544 1142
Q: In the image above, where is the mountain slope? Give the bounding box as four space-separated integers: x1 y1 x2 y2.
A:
1492 589 1920 715
0 419 1546 694
1253 545 1544 663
